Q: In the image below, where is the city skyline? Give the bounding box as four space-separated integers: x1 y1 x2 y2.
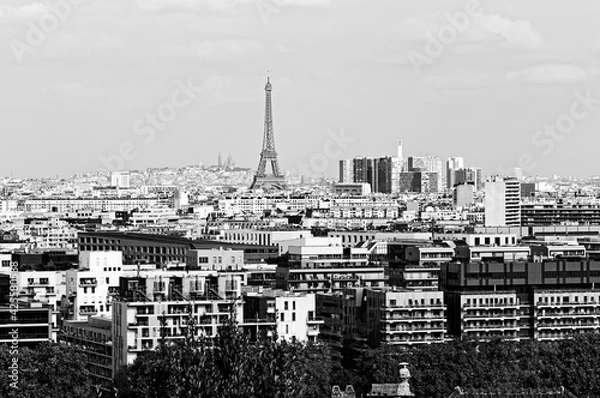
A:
0 0 599 179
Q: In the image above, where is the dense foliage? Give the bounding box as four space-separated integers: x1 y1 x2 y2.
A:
3 329 600 397
0 342 90 398
114 315 332 398
343 334 600 398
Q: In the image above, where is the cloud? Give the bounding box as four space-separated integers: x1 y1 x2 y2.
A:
468 13 544 50
506 64 600 84
389 12 543 51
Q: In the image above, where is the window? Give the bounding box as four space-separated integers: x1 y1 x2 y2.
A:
284 301 288 311
292 313 296 321
281 313 285 322
292 301 296 310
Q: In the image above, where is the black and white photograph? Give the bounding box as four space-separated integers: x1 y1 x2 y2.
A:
1 0 600 397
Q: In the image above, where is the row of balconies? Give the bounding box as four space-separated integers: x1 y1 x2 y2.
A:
535 301 599 308
536 321 600 329
383 325 446 333
382 315 445 322
463 302 519 309
462 313 519 320
537 311 600 318
463 324 520 331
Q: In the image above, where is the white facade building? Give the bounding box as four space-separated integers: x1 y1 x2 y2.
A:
485 177 521 227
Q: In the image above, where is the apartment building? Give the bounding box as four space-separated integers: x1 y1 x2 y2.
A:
0 301 53 348
112 274 243 372
365 288 446 347
61 316 113 392
187 247 245 271
78 231 279 266
533 290 600 341
21 198 162 213
220 228 312 247
441 259 600 341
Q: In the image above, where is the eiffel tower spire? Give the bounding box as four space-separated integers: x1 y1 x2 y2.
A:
250 77 287 190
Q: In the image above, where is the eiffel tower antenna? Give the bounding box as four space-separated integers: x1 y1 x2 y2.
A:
249 76 287 191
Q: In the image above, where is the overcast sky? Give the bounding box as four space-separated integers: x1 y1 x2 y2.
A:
1 0 599 179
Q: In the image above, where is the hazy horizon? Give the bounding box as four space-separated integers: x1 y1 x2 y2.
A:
1 0 599 179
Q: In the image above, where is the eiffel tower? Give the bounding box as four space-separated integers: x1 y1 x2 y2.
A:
249 77 287 191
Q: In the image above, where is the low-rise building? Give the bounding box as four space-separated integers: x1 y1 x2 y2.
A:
365 288 446 347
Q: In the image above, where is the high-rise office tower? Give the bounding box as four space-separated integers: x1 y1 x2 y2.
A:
454 167 482 191
484 177 521 227
339 159 354 183
408 156 444 192
397 139 403 161
399 171 438 194
446 157 465 189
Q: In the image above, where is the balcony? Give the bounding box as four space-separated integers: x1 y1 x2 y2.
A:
383 304 446 312
537 322 599 330
383 316 445 323
535 301 598 309
463 324 520 332
463 303 520 309
79 307 97 315
462 313 519 321
537 311 600 319
28 280 50 287
79 279 98 287
307 317 325 326
383 325 446 334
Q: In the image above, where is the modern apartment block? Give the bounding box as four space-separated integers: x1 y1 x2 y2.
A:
365 288 446 347
16 270 65 340
276 237 387 293
186 247 245 271
0 301 53 348
445 290 524 341
60 316 113 392
242 289 324 343
521 203 600 225
316 288 367 364
441 259 600 341
112 273 243 372
484 177 521 227
533 290 600 341
78 231 279 266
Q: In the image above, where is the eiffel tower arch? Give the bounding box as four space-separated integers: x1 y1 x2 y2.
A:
249 77 287 191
